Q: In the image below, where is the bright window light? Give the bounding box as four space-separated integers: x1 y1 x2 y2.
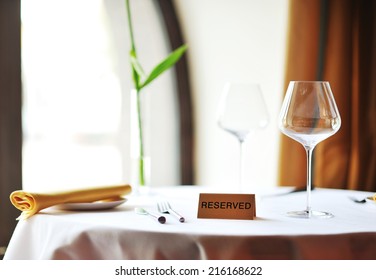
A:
21 0 124 191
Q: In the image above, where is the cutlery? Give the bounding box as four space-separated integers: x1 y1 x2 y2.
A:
157 201 185 223
261 185 316 199
134 207 166 224
349 197 367 204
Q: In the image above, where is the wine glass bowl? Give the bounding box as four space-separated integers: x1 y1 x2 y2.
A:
279 82 341 148
217 82 269 193
279 81 341 218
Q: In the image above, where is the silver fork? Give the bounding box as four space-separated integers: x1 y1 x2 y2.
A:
157 201 185 223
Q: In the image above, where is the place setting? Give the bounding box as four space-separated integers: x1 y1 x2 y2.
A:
8 81 375 225
9 182 189 227
9 184 132 220
8 80 366 223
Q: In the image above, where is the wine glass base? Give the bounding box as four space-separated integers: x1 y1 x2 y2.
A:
287 210 334 219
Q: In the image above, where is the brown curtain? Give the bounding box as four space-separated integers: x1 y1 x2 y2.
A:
279 0 376 191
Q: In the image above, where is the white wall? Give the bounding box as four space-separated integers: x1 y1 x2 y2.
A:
174 0 289 192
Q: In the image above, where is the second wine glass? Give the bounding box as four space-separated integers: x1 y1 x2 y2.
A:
279 81 341 218
217 82 269 193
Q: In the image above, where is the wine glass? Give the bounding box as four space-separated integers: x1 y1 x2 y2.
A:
217 82 269 193
279 81 341 218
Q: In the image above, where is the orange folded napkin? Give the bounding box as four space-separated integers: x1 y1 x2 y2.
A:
10 184 132 220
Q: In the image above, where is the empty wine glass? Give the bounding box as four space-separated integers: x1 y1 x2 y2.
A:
217 82 269 193
279 81 341 218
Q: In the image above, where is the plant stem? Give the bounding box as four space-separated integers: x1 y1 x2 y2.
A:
136 89 145 186
126 0 136 54
126 0 141 90
126 0 145 186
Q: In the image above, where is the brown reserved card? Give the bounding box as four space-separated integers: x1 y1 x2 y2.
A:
197 193 256 220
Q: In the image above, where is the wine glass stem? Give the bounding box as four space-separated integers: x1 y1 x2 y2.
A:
239 140 245 193
305 146 314 215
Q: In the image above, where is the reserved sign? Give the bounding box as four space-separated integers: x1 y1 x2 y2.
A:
197 193 256 220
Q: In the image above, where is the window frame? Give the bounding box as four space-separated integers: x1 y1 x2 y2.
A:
157 0 194 184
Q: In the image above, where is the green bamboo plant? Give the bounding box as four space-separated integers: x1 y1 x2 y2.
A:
125 0 187 186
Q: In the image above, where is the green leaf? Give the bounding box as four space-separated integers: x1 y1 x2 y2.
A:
129 50 142 90
140 44 187 89
130 50 146 80
131 67 140 91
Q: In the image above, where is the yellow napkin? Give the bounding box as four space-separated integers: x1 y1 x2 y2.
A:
10 184 132 220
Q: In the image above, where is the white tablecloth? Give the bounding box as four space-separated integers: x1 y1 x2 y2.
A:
4 186 376 260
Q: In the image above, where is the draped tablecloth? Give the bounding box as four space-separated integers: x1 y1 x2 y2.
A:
4 186 376 260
